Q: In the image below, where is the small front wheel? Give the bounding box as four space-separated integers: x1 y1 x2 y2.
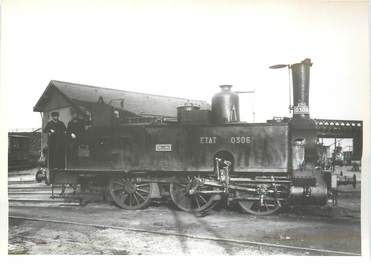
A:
236 191 281 216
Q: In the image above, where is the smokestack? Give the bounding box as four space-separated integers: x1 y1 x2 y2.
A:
291 58 312 119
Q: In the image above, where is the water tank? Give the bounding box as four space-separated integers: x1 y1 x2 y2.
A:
211 85 240 124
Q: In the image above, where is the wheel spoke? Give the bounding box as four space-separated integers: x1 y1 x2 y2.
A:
133 193 140 205
198 194 208 204
136 184 149 188
194 196 201 208
135 191 145 201
136 188 150 194
113 181 125 187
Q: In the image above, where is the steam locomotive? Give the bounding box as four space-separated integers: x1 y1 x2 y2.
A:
46 59 341 215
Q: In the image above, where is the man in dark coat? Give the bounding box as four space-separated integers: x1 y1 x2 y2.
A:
66 110 86 166
43 111 66 169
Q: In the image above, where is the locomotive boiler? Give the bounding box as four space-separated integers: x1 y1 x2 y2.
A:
40 58 342 215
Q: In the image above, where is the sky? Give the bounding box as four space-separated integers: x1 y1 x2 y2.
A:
1 0 369 130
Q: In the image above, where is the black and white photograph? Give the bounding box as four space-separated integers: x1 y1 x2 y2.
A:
1 0 369 260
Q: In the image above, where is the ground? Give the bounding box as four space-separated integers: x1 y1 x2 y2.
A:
8 167 362 255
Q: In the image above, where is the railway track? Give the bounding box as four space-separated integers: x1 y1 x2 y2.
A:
8 169 80 207
8 215 361 256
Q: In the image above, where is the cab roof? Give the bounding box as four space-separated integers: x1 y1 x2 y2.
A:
33 80 210 118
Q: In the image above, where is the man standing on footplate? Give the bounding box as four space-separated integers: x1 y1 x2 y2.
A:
43 111 66 169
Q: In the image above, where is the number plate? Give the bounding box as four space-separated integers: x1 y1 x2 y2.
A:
155 144 172 152
293 103 309 114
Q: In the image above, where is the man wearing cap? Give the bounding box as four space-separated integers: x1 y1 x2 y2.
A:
43 111 67 168
67 110 87 166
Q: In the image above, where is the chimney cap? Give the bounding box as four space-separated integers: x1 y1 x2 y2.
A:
301 58 313 66
220 85 232 91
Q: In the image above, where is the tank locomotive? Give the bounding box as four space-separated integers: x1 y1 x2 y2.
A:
46 59 343 215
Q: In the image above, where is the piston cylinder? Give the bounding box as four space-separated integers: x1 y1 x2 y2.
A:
211 85 240 124
289 185 328 206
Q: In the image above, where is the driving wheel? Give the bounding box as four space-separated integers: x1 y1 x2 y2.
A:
170 176 219 212
108 177 152 210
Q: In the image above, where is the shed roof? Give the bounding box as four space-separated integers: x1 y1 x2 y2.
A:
33 80 210 117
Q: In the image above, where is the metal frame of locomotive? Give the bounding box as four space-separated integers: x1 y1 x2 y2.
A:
44 59 346 215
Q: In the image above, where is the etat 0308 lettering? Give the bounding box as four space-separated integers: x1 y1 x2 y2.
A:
230 136 251 144
199 136 252 144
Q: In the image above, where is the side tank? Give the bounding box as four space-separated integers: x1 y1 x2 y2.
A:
211 85 240 124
